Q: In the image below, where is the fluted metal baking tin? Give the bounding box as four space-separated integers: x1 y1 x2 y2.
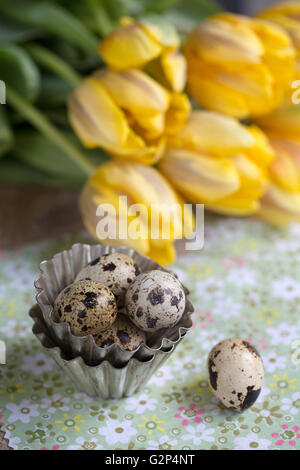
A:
30 304 176 398
34 243 194 367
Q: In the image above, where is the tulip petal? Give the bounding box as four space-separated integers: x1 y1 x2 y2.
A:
274 138 300 172
147 241 176 266
168 110 254 156
141 17 180 49
206 193 261 216
258 182 300 225
110 132 166 165
269 138 300 192
94 68 170 115
186 60 274 119
132 112 165 140
257 104 300 140
81 161 189 264
68 77 129 149
257 2 300 88
99 22 162 70
158 147 240 203
94 68 171 141
91 161 188 240
185 18 264 66
245 125 275 168
165 93 191 136
161 50 187 92
232 153 268 194
80 181 150 255
185 12 296 118
250 18 296 107
187 72 252 119
258 2 300 51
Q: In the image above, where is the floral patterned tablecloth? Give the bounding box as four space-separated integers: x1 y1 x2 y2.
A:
0 215 299 451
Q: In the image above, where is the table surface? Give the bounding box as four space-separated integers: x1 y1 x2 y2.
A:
0 212 299 450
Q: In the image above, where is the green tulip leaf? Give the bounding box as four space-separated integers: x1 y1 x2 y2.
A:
0 107 13 158
0 15 40 43
0 44 40 101
0 0 99 55
0 157 84 187
25 43 81 87
61 0 116 36
37 73 73 108
150 0 222 33
38 38 101 73
12 130 87 182
12 130 108 180
43 107 70 127
103 0 143 18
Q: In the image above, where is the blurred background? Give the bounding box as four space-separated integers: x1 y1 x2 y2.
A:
220 0 289 14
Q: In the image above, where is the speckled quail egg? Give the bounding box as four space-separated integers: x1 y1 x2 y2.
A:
125 270 186 332
207 338 264 411
94 314 146 351
74 253 140 307
54 280 117 336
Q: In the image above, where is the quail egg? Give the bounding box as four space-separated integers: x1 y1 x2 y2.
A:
74 253 140 307
54 280 117 336
207 338 264 411
94 314 146 351
125 270 186 332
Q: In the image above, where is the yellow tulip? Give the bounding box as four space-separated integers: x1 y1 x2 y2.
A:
256 95 300 225
258 1 300 78
158 111 273 216
68 70 190 165
268 138 300 192
99 17 186 92
184 13 296 119
79 161 194 265
256 102 300 141
258 136 300 225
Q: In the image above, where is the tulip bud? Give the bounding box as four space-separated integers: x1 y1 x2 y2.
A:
99 20 162 70
184 13 296 119
94 68 170 140
158 146 240 203
256 104 300 141
258 1 300 78
69 70 189 165
69 18 190 165
158 111 273 216
99 17 186 92
269 138 300 192
80 161 194 265
68 77 129 150
258 136 300 225
259 183 300 225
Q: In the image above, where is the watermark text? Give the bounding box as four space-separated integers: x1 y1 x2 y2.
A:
0 80 6 104
291 80 300 104
0 339 6 365
95 198 204 251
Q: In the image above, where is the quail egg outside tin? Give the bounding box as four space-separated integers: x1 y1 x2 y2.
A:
207 338 264 411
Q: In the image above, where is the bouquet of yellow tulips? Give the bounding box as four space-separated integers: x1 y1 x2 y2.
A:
2 1 300 264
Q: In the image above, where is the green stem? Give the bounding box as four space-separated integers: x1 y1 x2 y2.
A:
24 43 81 87
6 86 95 176
87 0 115 36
